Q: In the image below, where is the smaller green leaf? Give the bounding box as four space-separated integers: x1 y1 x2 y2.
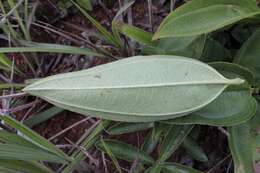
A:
95 139 154 165
118 23 155 46
0 115 71 162
24 106 64 128
159 125 194 162
108 122 154 135
161 162 203 173
182 137 208 162
228 123 254 173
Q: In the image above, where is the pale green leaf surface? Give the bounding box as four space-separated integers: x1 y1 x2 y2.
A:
153 0 260 39
23 55 244 122
164 62 256 126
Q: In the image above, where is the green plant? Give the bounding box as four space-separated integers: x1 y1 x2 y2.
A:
0 0 260 172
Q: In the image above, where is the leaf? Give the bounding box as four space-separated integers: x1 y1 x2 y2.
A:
142 123 165 154
161 162 203 173
234 29 260 87
24 106 64 128
153 0 260 39
0 143 67 163
143 35 207 59
108 122 154 135
228 123 254 173
99 138 123 173
118 23 155 46
159 125 194 162
0 115 71 162
23 55 244 122
95 139 154 165
0 130 37 148
182 137 208 162
164 62 257 126
0 160 54 173
200 38 231 62
0 42 103 57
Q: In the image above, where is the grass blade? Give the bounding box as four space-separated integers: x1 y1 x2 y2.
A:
108 122 154 135
0 42 103 57
96 139 154 165
0 115 72 162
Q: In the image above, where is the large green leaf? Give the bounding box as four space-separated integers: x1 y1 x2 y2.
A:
164 62 257 126
153 0 260 39
234 29 260 87
95 139 154 165
23 55 244 122
228 123 254 173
